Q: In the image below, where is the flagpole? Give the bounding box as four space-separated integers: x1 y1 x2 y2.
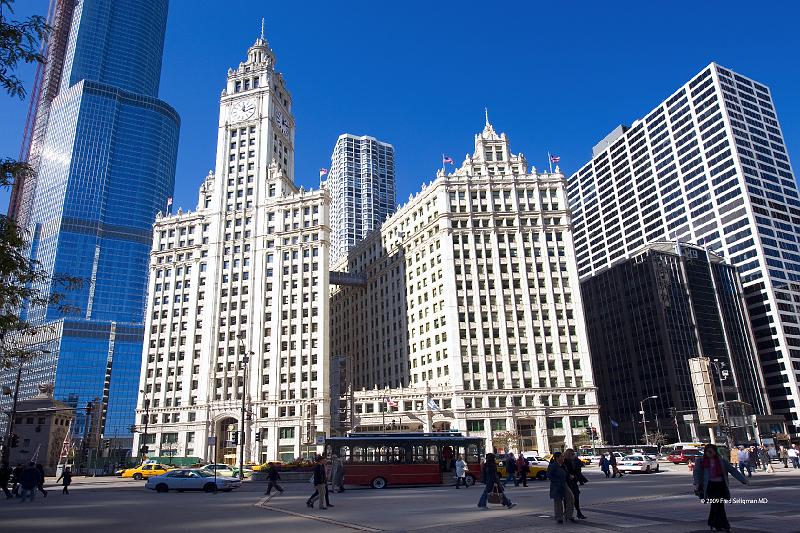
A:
442 154 445 173
548 151 553 173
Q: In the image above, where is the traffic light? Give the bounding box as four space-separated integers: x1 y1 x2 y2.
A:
668 407 677 418
254 430 261 442
10 433 19 447
585 427 592 438
232 431 239 445
103 439 111 449
140 444 149 454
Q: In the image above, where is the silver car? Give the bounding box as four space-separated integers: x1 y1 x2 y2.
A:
145 468 242 493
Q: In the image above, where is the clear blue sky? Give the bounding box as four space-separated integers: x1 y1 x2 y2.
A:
2 0 800 213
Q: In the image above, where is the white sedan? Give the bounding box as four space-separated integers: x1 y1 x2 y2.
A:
201 463 237 477
145 469 242 493
523 455 550 468
618 454 660 473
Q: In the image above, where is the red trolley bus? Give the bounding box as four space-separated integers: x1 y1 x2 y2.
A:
325 432 484 489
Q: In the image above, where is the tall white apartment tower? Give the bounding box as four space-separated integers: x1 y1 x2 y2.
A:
326 134 395 262
134 30 331 464
568 63 800 435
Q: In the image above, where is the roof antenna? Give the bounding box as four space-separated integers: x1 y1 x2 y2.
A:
261 18 265 40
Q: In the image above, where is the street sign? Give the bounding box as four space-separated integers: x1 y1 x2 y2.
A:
207 436 217 446
315 435 326 445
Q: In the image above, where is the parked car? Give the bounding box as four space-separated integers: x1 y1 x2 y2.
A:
667 448 703 464
121 463 174 480
145 468 242 493
201 463 237 477
618 454 659 473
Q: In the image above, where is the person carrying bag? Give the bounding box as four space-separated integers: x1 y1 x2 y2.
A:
693 443 748 531
477 453 516 509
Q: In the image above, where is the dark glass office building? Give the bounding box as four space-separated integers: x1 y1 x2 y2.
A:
581 242 771 444
1 0 179 442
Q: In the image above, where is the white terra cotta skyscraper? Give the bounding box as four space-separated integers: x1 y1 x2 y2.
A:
134 29 330 464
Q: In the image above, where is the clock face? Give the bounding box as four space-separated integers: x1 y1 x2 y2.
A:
275 110 290 136
231 99 256 122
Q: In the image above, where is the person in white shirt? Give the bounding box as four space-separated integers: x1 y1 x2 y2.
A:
736 446 752 478
788 445 800 469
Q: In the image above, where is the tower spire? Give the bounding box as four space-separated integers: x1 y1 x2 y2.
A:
261 18 265 40
485 107 489 126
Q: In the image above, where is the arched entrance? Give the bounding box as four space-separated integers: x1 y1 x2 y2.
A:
216 416 239 465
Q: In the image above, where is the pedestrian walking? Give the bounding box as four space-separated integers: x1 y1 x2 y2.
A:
758 446 773 473
56 468 72 495
516 454 529 487
11 464 23 497
609 452 623 478
599 454 610 478
789 445 800 469
563 449 588 519
455 454 468 488
263 463 284 496
330 454 345 493
35 463 48 498
693 443 748 532
477 453 515 509
18 462 41 503
548 452 576 524
779 446 788 468
748 446 760 471
736 446 752 478
307 456 329 510
0 462 12 499
503 452 517 486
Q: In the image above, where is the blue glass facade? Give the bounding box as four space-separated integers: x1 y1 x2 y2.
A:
1 0 179 440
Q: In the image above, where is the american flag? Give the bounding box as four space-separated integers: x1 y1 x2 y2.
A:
549 155 561 164
443 156 454 164
319 168 329 178
386 398 398 408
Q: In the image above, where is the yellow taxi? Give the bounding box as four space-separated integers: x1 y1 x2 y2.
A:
543 453 592 465
497 455 549 480
121 463 174 480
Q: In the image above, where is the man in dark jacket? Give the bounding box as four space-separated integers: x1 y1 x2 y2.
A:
548 452 575 523
19 462 41 502
310 456 328 510
0 462 12 499
564 449 588 519
35 463 48 497
264 463 284 496
516 454 530 487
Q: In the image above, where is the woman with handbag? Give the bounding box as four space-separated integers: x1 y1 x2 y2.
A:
477 453 516 509
693 443 748 531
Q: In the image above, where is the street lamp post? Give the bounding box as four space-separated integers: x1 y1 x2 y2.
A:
139 389 150 462
711 359 733 447
639 395 658 446
2 348 51 462
237 332 251 481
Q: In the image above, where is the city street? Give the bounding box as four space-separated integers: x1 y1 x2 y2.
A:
2 466 798 532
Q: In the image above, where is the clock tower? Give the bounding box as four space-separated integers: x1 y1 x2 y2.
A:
215 23 295 197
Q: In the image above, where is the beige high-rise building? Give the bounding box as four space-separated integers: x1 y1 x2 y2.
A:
330 119 601 453
133 31 330 464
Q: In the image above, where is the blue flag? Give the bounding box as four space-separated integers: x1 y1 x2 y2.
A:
609 418 619 428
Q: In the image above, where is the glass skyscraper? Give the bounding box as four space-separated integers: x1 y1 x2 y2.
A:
2 0 179 443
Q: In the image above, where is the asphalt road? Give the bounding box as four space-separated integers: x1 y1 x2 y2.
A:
2 465 799 532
